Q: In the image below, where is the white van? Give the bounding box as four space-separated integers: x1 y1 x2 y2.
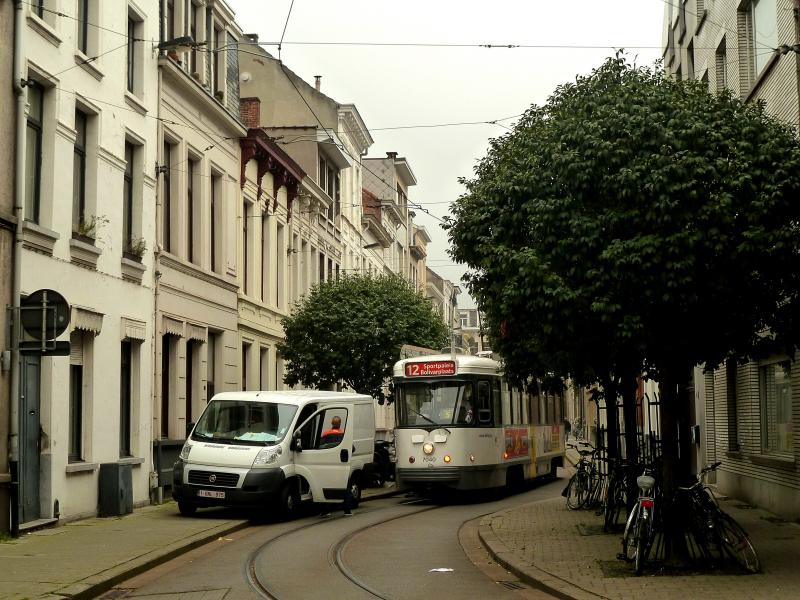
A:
172 390 376 517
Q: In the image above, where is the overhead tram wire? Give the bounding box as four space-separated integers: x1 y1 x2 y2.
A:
277 0 296 62
21 1 156 42
275 60 446 225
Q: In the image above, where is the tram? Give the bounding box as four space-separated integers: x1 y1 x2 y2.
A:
392 353 565 492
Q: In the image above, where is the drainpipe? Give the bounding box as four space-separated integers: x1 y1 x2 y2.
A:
795 1 800 127
10 0 27 538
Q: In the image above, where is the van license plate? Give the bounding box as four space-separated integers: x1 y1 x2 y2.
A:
198 490 225 499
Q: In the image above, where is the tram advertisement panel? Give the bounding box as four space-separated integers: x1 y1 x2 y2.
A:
503 427 530 459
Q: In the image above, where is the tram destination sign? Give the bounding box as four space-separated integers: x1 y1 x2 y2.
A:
404 360 456 377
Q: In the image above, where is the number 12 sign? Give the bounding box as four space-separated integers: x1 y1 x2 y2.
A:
404 361 456 377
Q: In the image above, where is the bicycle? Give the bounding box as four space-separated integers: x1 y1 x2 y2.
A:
676 462 760 573
602 457 629 532
621 464 658 575
563 442 598 510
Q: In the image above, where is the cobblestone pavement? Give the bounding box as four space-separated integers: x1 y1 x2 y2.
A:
480 479 800 600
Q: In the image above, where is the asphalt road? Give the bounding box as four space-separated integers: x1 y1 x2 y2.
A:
105 474 567 600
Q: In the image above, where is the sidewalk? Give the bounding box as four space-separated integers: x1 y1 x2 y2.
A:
0 483 400 600
478 451 800 600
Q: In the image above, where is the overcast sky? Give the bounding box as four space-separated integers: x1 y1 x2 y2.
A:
228 1 666 308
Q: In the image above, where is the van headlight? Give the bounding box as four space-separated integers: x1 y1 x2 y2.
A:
253 446 282 466
179 441 193 461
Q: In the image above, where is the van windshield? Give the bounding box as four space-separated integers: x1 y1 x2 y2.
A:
192 400 298 446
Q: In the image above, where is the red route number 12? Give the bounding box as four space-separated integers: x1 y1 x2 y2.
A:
404 361 456 377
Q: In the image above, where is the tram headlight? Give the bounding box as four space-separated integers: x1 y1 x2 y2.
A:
422 442 435 455
443 455 451 463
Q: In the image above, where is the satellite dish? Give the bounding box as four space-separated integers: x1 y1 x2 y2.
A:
240 71 252 83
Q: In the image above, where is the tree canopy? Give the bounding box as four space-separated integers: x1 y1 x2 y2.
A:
277 274 448 403
445 55 800 388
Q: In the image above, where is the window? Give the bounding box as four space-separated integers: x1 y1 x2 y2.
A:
225 31 239 113
296 407 348 450
72 110 87 235
123 142 134 250
276 222 285 307
716 37 727 92
319 155 340 221
25 83 44 223
77 0 89 54
186 340 198 431
189 1 198 74
260 347 269 390
725 359 739 451
213 24 224 95
261 211 269 301
161 335 176 439
165 0 175 41
120 341 132 457
687 41 695 80
162 139 174 252
207 331 219 401
69 331 85 462
210 172 221 272
243 201 250 294
760 360 792 455
751 0 778 77
34 0 44 17
125 6 144 96
242 341 250 390
187 156 199 263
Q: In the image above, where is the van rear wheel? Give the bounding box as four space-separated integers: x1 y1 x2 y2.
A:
348 475 362 509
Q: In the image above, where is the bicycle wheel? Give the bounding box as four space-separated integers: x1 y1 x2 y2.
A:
716 513 760 573
604 475 627 531
634 507 652 575
621 503 640 562
566 470 591 509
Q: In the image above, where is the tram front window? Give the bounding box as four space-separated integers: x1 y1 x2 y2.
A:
397 381 474 427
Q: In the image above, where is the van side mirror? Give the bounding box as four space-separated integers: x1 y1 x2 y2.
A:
290 432 302 452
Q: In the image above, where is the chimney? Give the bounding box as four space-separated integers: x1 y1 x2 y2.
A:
239 97 261 129
314 75 321 92
386 151 398 160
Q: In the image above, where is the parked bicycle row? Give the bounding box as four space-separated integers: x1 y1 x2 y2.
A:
564 441 760 576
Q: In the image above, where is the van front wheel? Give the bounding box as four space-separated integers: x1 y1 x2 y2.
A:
278 481 299 520
178 501 197 516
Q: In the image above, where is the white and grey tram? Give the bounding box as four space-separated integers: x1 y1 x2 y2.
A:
392 354 566 492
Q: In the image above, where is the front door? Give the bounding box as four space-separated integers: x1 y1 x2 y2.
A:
292 405 352 502
20 354 41 523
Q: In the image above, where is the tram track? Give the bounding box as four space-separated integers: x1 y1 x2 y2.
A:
245 499 441 600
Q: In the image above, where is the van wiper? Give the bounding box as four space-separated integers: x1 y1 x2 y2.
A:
406 407 451 434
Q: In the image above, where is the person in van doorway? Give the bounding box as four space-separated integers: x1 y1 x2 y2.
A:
322 415 343 438
319 415 355 517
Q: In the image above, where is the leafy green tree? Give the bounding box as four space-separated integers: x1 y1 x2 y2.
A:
277 274 448 403
446 55 800 554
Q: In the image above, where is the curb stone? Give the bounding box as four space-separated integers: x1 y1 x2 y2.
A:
477 506 606 600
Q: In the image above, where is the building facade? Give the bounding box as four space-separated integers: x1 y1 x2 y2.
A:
16 0 160 523
662 0 799 127
1 0 16 534
663 0 800 518
152 0 246 496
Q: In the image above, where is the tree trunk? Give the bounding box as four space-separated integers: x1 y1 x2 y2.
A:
658 363 695 564
621 374 639 513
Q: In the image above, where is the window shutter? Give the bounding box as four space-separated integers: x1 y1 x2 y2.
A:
226 32 240 114
70 331 84 365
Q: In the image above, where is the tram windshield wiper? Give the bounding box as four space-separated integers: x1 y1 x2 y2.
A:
406 406 451 434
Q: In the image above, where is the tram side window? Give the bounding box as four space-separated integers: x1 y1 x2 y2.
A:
539 390 547 425
492 379 502 425
499 380 510 425
510 388 517 424
528 389 539 425
547 392 556 425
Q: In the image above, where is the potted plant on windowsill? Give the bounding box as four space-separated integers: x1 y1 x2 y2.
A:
72 214 108 245
124 237 147 262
